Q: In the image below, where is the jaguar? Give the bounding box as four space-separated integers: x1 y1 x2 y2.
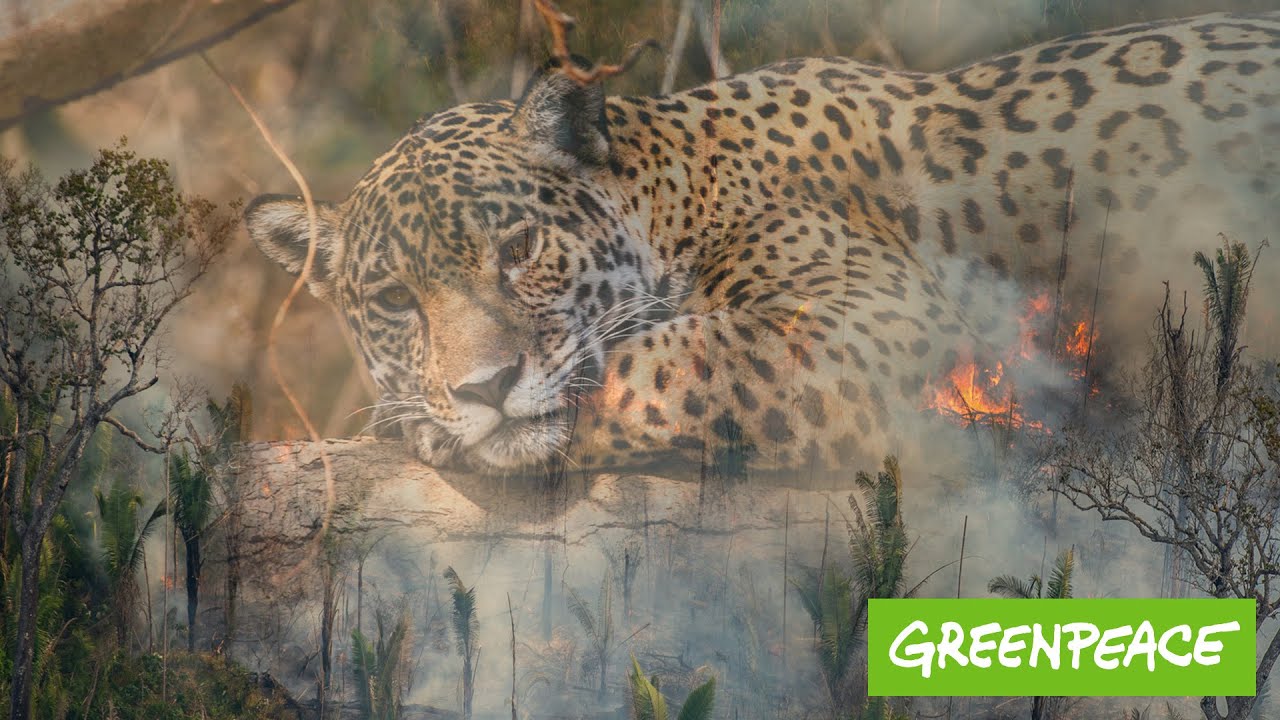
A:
246 10 1279 474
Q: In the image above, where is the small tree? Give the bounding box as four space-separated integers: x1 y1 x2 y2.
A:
567 576 614 702
168 386 246 654
93 481 166 647
0 143 235 719
988 549 1075 720
1053 240 1279 720
204 383 251 645
168 450 212 652
793 456 924 715
445 566 479 720
1193 236 1254 396
988 548 1075 601
352 604 411 720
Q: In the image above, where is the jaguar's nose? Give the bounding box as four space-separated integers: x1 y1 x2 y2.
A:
450 355 525 411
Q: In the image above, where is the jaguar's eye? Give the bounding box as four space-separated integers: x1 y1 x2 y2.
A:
374 284 416 312
498 226 538 271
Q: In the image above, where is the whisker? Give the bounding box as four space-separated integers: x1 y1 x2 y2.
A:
347 398 428 418
358 411 431 435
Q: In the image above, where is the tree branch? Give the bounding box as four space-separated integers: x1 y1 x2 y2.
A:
102 415 167 455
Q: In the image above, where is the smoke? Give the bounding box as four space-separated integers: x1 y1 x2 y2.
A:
3 0 1277 715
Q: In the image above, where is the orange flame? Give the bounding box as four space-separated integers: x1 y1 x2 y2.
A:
926 294 1099 431
927 359 1040 429
1065 321 1096 359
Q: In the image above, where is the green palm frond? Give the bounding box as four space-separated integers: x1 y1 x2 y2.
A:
791 564 858 681
206 382 252 461
850 457 911 604
566 584 598 642
1194 241 1251 335
127 500 165 582
628 656 716 720
1045 548 1075 600
169 450 213 543
93 483 165 586
354 608 410 720
444 566 478 661
817 569 856 681
1194 236 1256 392
567 577 613 654
988 550 1073 600
352 628 377 715
76 427 114 487
629 655 668 720
987 574 1042 599
676 676 715 720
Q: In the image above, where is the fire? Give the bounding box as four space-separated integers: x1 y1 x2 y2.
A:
926 293 1100 430
1065 321 1096 359
928 358 1041 430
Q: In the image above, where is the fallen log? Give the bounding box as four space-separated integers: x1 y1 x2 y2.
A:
221 437 843 716
0 0 299 131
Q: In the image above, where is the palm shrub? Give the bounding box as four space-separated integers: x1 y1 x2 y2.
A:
793 456 920 713
351 606 410 720
169 451 213 651
444 566 478 720
988 548 1075 720
1193 237 1255 394
793 565 856 701
988 548 1075 600
0 515 80 717
93 482 166 648
567 577 614 701
627 655 715 720
848 457 911 602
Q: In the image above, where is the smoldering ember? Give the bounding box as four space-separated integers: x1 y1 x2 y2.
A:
1 2 1278 720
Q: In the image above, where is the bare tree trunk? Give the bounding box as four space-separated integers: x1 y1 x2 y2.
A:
508 593 518 720
510 0 538 99
1204 623 1280 720
224 483 241 649
185 538 201 652
8 430 94 720
432 0 467 103
662 0 695 94
1160 289 1197 599
8 532 42 720
542 545 553 642
163 453 171 700
320 559 337 702
462 655 474 720
693 0 731 79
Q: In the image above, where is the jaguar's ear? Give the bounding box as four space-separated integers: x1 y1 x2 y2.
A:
244 194 342 304
512 63 610 167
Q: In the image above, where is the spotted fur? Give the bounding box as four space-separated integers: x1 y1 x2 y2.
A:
247 12 1279 473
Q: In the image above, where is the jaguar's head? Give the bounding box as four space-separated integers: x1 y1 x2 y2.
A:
246 71 656 471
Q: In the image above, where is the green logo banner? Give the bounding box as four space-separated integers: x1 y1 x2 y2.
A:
867 599 1255 697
